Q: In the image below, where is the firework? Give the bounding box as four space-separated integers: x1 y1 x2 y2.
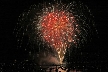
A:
38 9 78 64
14 0 95 65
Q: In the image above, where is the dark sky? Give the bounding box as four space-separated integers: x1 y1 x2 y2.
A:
0 0 108 64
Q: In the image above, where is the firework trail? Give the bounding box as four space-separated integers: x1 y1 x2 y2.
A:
14 0 95 65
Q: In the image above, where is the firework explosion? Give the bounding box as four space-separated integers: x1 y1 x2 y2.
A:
14 0 94 66
39 10 78 64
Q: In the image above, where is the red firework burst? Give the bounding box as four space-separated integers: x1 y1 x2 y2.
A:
15 1 95 65
41 11 76 50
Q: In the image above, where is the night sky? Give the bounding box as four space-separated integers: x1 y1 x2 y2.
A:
0 0 108 71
